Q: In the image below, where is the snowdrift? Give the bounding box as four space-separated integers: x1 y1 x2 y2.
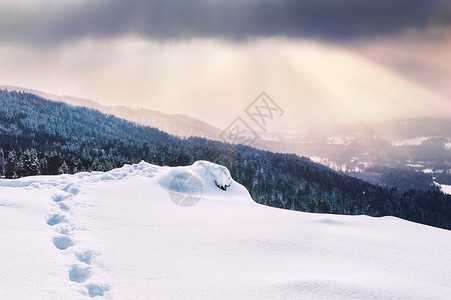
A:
0 161 451 299
158 160 251 207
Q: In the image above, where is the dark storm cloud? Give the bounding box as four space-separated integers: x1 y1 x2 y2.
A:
1 0 450 45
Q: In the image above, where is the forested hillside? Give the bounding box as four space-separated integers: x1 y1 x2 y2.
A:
1 89 450 229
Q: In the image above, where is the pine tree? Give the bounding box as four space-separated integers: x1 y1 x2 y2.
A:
5 150 17 178
58 161 69 174
92 157 102 171
22 148 40 176
0 148 5 177
39 157 49 174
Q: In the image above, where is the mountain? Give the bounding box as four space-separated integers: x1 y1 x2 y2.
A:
4 86 449 194
0 85 223 140
258 118 451 193
1 161 450 299
260 118 451 172
1 89 451 230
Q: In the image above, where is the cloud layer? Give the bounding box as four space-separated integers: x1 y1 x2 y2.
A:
2 37 449 131
1 0 450 45
1 1 450 131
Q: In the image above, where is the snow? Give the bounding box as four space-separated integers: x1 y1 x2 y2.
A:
445 142 451 150
434 181 451 195
392 137 430 146
407 164 423 168
192 160 233 190
1 161 451 299
441 184 451 195
327 136 355 145
310 156 323 163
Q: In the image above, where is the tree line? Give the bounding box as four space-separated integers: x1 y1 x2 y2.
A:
1 89 450 230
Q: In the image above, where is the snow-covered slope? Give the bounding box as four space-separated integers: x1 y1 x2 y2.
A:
1 161 450 299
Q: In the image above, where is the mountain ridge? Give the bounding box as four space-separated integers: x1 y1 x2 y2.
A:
1 89 450 230
2 85 451 194
0 85 223 140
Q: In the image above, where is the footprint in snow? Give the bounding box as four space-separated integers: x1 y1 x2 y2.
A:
69 265 92 283
53 235 74 250
52 193 71 203
86 283 110 298
57 201 71 211
50 183 110 297
63 183 80 195
76 250 96 265
54 223 74 235
47 213 69 226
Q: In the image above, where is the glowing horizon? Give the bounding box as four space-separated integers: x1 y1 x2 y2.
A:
0 1 450 133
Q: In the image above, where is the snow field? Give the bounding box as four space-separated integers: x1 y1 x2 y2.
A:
0 161 451 299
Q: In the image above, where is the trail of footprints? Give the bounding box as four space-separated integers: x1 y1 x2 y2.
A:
48 183 110 298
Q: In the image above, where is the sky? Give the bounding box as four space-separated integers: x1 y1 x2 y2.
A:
0 0 451 133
